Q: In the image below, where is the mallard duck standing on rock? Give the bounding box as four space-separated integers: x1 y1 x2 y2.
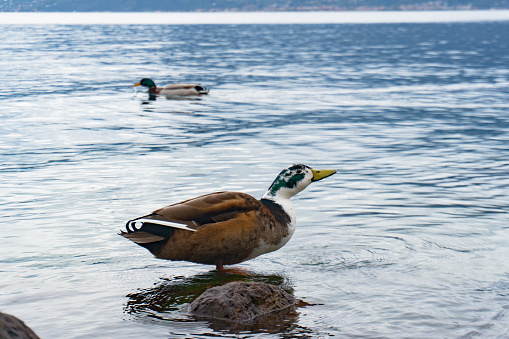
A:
133 78 209 98
121 164 336 271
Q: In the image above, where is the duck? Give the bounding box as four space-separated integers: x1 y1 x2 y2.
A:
121 164 336 271
132 78 209 98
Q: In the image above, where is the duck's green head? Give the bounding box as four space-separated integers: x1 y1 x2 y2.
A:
133 78 156 88
264 164 336 199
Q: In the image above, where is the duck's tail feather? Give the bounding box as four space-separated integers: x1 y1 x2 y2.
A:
121 215 190 254
121 231 166 244
195 85 209 94
120 230 168 255
121 215 197 250
126 217 197 233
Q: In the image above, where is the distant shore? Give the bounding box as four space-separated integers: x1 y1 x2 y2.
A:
0 10 508 25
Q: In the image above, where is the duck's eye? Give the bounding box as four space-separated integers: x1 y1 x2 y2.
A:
296 170 303 174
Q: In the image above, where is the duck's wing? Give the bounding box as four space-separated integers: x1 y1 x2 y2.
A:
121 191 261 248
153 191 260 224
163 83 201 90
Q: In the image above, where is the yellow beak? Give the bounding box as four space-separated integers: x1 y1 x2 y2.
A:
132 82 141 87
311 168 337 182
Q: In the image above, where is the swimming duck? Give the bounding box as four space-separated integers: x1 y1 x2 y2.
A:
121 164 336 271
133 78 209 97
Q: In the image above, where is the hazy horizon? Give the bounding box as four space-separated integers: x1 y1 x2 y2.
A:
1 9 509 24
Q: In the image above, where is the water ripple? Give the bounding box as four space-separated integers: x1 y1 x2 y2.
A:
1 20 508 339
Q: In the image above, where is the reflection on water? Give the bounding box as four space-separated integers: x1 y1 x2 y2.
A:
125 271 308 334
195 310 303 335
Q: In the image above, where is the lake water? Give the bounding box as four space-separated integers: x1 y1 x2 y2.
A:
1 12 509 339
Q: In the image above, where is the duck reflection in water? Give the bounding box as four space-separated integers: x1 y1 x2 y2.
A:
140 93 206 102
124 271 312 334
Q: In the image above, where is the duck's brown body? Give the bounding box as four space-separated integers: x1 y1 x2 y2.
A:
121 191 292 268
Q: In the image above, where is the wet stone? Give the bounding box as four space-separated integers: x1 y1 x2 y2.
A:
189 281 297 323
0 312 40 339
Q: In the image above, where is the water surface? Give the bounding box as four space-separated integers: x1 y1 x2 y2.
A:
1 16 509 338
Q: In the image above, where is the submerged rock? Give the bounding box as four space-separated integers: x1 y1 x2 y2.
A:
189 281 297 323
0 312 40 339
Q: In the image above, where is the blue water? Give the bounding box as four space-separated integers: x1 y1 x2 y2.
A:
1 16 509 338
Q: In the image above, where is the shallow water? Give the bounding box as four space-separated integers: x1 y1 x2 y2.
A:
1 15 509 338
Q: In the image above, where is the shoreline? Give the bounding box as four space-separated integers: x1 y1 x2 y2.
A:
0 10 508 24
